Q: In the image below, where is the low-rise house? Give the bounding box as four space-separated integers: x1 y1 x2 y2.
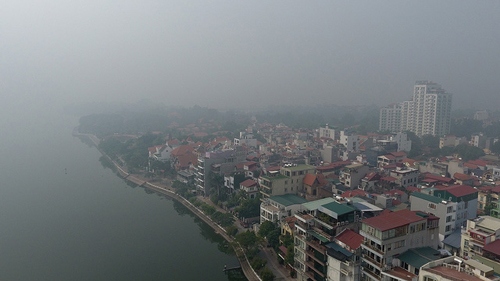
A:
239 179 259 199
260 194 307 224
453 172 476 186
389 167 419 188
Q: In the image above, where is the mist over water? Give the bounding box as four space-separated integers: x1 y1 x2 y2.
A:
0 108 241 280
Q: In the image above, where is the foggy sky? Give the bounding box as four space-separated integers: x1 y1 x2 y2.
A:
1 1 499 112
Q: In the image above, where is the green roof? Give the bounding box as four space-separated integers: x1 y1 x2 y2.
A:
269 194 307 207
411 192 442 204
302 198 336 211
318 202 355 219
308 230 329 243
398 247 441 268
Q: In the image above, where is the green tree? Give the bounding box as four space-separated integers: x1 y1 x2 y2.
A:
285 244 294 265
237 198 261 218
491 141 500 155
454 144 485 161
260 267 275 281
235 231 258 251
258 221 276 238
267 229 280 249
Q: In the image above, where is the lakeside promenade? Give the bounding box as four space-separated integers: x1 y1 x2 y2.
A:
75 132 263 281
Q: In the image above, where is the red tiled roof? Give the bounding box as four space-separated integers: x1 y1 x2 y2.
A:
390 151 407 157
483 239 500 256
437 185 477 197
341 189 368 198
364 172 381 181
335 229 363 250
468 159 488 167
240 179 257 188
424 173 454 184
453 172 474 181
464 163 478 169
171 145 195 157
362 209 426 231
380 176 397 182
387 189 405 196
406 186 420 192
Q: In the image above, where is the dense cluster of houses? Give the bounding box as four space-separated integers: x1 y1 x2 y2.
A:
147 121 500 281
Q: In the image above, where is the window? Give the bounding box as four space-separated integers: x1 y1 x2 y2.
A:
428 203 436 209
446 216 452 223
447 206 453 213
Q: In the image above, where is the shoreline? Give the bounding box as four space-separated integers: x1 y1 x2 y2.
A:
74 131 262 281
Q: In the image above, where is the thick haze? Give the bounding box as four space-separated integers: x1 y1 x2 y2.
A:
1 1 499 113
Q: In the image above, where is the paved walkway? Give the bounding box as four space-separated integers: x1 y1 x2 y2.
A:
81 132 295 281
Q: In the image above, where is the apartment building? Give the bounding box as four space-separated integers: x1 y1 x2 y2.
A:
294 198 360 281
381 81 452 137
258 163 315 198
379 103 402 133
410 192 472 238
195 147 246 195
360 209 440 281
461 216 500 259
318 124 337 140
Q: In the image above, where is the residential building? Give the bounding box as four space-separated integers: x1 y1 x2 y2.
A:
259 164 315 198
461 216 500 259
319 124 337 140
234 131 257 147
383 81 452 137
326 229 363 281
403 81 453 137
389 167 419 188
419 256 494 281
260 194 307 224
340 131 360 152
294 198 359 281
379 103 402 133
239 179 259 199
195 147 246 196
340 163 370 189
410 192 471 238
360 209 440 281
439 135 468 149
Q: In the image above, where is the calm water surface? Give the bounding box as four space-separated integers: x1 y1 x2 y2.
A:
0 109 243 280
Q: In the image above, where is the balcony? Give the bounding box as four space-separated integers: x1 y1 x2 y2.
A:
305 260 326 278
362 242 384 256
362 266 381 281
305 249 326 265
362 253 383 268
306 238 327 253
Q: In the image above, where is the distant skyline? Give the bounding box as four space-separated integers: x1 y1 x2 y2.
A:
1 1 499 114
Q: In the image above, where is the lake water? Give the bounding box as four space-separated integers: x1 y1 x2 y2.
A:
0 108 243 280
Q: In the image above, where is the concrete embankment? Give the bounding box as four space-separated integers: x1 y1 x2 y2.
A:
76 132 261 281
